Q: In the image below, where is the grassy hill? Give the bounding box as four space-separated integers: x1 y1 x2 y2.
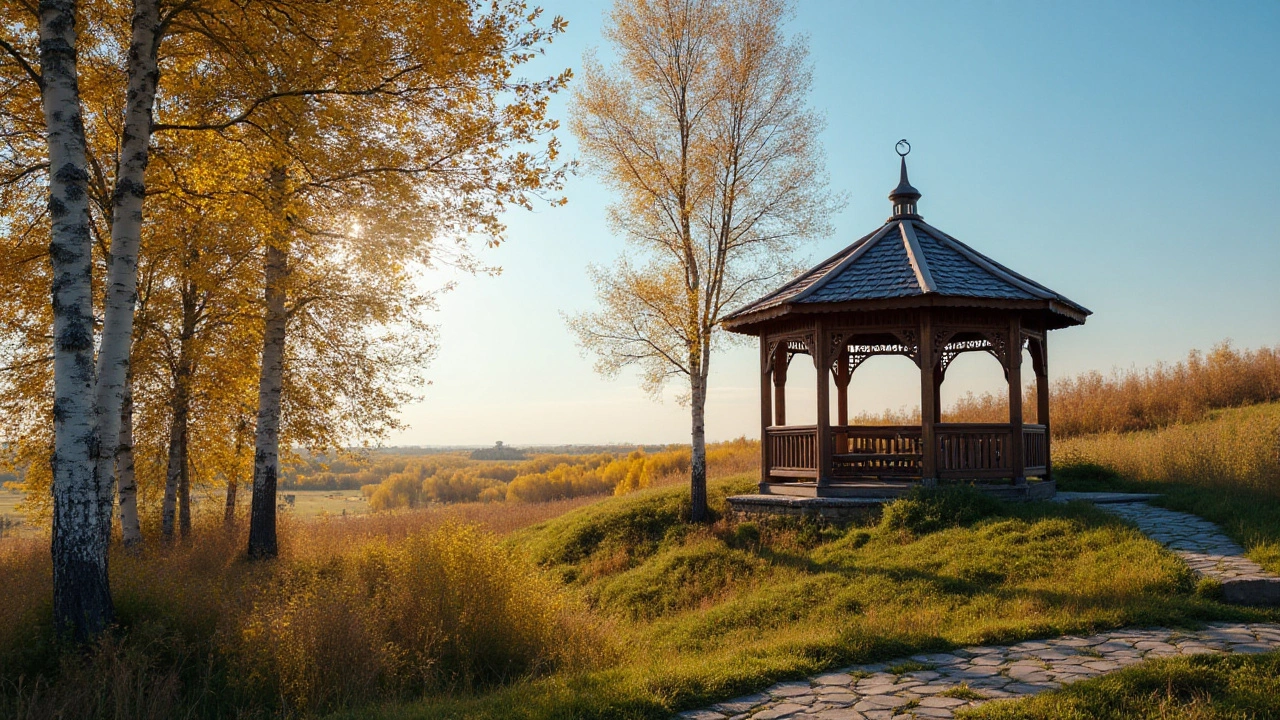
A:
341 476 1272 720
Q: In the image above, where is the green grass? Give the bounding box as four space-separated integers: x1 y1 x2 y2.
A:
335 475 1270 720
960 651 1280 719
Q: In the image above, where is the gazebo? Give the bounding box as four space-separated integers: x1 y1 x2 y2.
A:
722 143 1089 502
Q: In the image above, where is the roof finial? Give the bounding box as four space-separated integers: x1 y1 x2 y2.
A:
889 139 922 220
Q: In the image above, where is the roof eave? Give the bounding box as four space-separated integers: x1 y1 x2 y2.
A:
721 294 1089 334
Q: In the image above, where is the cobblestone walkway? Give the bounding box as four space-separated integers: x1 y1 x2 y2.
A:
679 623 1280 720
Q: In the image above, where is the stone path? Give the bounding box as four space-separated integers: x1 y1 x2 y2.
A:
1056 492 1280 605
678 623 1280 720
678 495 1280 719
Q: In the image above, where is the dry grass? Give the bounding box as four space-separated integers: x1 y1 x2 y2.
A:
1056 403 1280 498
852 342 1280 438
0 518 604 719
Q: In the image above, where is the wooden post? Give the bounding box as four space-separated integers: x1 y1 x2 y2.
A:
1008 316 1026 485
835 348 850 454
1035 333 1051 483
933 367 943 423
919 313 937 486
773 343 788 426
760 335 773 490
814 320 832 487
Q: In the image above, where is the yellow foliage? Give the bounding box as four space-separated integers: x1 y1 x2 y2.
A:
356 440 761 511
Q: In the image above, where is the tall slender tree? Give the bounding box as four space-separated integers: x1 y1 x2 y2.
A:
568 0 839 520
34 0 115 639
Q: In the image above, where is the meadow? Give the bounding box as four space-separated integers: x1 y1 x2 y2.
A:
3 342 1280 719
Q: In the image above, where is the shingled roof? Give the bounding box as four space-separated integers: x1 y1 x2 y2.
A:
721 156 1090 330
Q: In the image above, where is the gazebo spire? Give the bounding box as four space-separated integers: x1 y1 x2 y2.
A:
889 139 921 219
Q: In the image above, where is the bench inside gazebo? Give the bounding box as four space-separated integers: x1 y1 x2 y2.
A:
722 142 1088 504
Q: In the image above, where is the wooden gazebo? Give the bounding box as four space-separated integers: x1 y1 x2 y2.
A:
722 144 1089 500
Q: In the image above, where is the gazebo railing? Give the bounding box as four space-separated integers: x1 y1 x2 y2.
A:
936 423 1013 478
1022 424 1048 474
764 423 1048 481
765 425 818 477
832 425 922 478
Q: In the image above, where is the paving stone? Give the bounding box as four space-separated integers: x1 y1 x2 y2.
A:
679 711 727 720
918 696 966 708
715 694 771 713
753 703 809 719
770 683 814 698
853 695 911 711
814 673 854 686
812 710 866 720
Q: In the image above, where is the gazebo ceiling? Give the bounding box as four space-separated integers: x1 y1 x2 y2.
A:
722 147 1090 332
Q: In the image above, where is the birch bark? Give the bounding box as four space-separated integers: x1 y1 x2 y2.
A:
39 0 113 639
248 166 290 558
247 240 288 558
689 365 709 522
92 0 162 540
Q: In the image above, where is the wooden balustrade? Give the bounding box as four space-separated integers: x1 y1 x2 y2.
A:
936 423 1012 478
766 423 1049 482
831 425 922 478
765 425 818 477
1022 424 1048 473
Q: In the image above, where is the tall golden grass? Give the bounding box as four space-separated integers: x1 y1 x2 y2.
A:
0 518 603 718
851 342 1280 438
1056 402 1280 499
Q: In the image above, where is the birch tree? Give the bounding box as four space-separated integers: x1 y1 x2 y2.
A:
568 0 838 521
33 0 115 639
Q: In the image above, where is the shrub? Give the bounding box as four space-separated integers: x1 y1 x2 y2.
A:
880 486 1002 535
226 523 594 711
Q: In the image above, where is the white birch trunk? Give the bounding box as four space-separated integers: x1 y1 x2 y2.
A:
689 365 709 522
92 0 162 541
247 241 288 558
248 166 290 559
116 372 142 546
39 0 113 639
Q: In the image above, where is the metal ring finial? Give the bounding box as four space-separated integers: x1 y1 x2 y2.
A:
895 139 911 157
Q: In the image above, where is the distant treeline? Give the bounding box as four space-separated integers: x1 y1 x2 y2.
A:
359 438 758 511
280 444 674 490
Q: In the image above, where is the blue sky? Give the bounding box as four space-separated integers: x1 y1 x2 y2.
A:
388 0 1280 446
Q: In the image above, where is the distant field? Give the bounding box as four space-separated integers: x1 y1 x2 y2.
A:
276 489 373 518
0 490 36 539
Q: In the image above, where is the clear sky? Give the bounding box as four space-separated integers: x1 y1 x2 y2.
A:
387 0 1280 447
